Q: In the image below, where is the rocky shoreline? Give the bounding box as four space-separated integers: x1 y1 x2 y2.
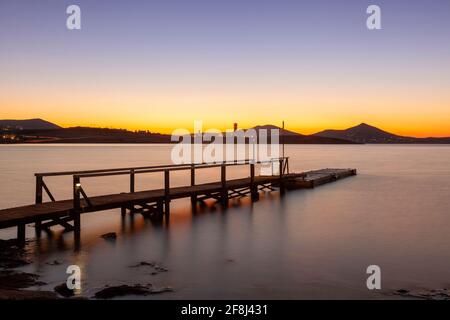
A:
2 239 449 300
0 239 174 300
0 239 58 300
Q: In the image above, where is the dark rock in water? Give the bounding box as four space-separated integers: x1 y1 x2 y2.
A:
101 232 117 241
129 261 168 274
94 284 173 299
0 239 30 268
151 286 173 294
0 270 44 290
94 284 151 299
0 288 58 300
393 288 450 300
54 283 75 298
154 265 168 273
129 261 156 268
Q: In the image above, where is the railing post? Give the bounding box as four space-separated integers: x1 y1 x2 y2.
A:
191 164 195 186
190 164 196 208
127 169 135 225
35 175 43 204
130 169 135 193
221 164 227 207
73 176 81 248
164 170 170 217
35 175 43 237
279 158 285 196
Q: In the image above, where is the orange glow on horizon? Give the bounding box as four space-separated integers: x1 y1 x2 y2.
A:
1 85 449 138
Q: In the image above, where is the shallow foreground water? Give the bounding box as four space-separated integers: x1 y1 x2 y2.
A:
1 144 449 299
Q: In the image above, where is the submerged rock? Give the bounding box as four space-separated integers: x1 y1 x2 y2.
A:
129 261 168 274
151 286 173 294
46 260 63 266
54 283 75 298
129 261 155 268
94 284 151 299
393 288 450 300
100 232 117 241
396 289 409 294
94 284 173 299
0 289 58 300
0 256 53 300
0 270 44 290
0 239 30 269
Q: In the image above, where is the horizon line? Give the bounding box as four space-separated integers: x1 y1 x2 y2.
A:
2 118 450 139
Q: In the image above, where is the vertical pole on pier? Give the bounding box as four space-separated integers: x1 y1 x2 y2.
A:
279 158 285 196
221 164 227 207
157 200 164 221
190 164 197 209
282 121 285 160
73 176 81 249
164 170 170 217
35 175 43 238
130 169 135 193
35 175 43 204
17 224 26 245
120 206 126 231
250 163 258 201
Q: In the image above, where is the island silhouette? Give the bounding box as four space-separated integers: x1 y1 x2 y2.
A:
1 119 450 144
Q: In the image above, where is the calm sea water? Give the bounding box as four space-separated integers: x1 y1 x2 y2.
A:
1 144 450 299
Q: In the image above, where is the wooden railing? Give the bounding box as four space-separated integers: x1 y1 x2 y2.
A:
34 157 289 210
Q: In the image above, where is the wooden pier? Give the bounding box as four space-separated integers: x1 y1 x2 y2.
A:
0 158 356 247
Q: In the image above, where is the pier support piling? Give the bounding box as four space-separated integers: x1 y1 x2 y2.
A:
73 213 81 249
221 164 228 207
190 164 197 208
17 223 26 244
279 159 285 196
35 221 42 238
164 170 171 217
250 163 259 201
73 175 81 249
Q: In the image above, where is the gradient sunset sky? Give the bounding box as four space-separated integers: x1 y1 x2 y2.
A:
1 0 449 137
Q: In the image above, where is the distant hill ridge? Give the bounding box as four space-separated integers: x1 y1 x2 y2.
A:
0 118 61 130
2 119 450 144
314 123 450 143
252 124 302 136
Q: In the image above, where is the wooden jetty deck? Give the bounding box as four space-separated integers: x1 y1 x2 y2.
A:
0 158 356 247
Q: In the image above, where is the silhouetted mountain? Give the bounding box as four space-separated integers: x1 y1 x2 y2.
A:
252 125 302 136
0 118 61 130
5 121 448 144
4 125 356 144
251 125 357 144
314 123 450 143
16 127 171 143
